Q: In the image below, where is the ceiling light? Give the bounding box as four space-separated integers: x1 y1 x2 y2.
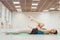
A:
15 6 21 8
33 0 40 1
43 10 49 12
50 8 55 10
13 2 20 4
32 7 37 9
16 9 22 11
58 1 60 4
32 3 38 6
57 8 60 10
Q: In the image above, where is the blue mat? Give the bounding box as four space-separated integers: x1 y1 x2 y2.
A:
7 33 59 36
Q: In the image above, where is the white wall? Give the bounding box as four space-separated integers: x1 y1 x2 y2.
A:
0 2 12 29
12 11 60 34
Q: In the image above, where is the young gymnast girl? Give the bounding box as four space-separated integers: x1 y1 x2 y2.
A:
5 16 57 34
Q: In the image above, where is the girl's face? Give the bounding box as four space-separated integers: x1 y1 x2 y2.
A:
50 29 56 34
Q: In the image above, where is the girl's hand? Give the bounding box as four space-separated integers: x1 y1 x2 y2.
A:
28 16 35 21
30 18 34 21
